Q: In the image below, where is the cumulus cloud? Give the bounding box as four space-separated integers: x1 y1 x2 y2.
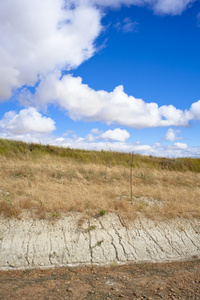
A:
85 128 130 142
0 107 56 135
164 128 182 141
189 100 200 120
100 128 130 141
0 0 102 100
91 0 196 15
0 0 197 102
20 73 199 129
0 0 199 158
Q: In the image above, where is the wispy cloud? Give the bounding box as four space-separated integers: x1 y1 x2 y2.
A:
91 0 196 15
114 17 139 33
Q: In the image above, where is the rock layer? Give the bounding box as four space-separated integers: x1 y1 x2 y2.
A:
0 214 200 270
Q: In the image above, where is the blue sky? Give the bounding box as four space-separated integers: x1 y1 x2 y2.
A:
0 0 200 157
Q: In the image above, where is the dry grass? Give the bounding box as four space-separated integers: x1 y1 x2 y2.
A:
0 150 200 220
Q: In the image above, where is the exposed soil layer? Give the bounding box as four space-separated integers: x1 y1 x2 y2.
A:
1 214 200 270
1 259 200 299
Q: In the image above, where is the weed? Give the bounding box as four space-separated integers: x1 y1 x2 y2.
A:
85 201 90 209
66 169 77 181
86 225 96 232
92 239 104 248
99 209 106 216
96 240 104 246
50 211 60 218
39 200 44 207
51 251 58 257
28 179 32 187
2 193 13 207
56 168 62 179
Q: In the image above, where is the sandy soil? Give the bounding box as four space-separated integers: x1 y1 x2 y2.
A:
1 259 200 299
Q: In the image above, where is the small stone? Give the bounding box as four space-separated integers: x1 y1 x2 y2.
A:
67 287 73 292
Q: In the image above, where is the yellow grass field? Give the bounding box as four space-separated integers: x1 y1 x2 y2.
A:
0 139 200 220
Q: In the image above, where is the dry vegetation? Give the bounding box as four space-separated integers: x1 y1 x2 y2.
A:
0 139 200 220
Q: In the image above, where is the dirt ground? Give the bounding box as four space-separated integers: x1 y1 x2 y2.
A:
0 259 200 300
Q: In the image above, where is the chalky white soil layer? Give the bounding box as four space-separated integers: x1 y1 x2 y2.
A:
0 214 200 270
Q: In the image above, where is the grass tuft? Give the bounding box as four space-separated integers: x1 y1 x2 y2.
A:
99 209 106 216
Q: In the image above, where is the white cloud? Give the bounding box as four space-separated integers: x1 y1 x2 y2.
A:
91 128 102 135
0 107 56 135
0 0 197 102
85 128 130 142
100 128 130 141
164 128 181 141
0 0 102 100
21 73 199 129
91 0 196 15
153 0 195 15
189 100 200 120
174 142 188 149
0 0 197 103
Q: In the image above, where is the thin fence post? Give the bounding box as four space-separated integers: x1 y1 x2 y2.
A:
130 151 134 200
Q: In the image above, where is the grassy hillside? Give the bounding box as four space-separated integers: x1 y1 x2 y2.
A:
0 139 200 219
1 138 200 171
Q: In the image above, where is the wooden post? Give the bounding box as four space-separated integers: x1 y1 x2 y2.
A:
130 151 134 200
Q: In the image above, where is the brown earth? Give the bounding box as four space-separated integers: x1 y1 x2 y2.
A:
0 259 200 299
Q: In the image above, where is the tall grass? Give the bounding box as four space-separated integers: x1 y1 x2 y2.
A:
0 139 200 220
0 138 200 172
